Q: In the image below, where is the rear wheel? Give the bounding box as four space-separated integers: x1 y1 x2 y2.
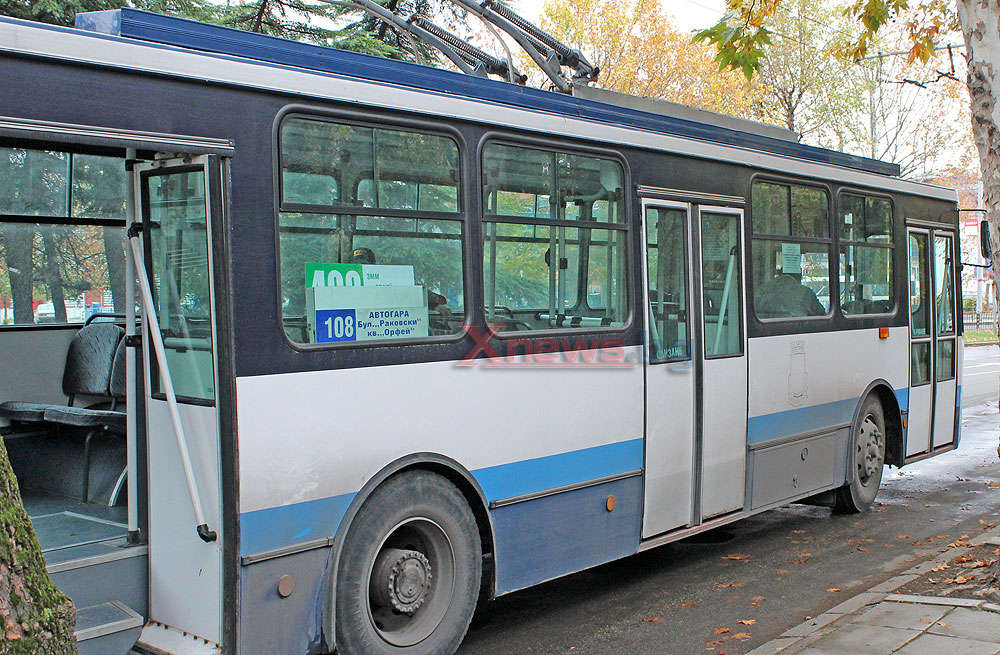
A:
335 471 481 655
835 395 886 513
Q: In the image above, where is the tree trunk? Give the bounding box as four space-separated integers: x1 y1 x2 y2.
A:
0 225 35 326
0 439 77 654
956 0 1000 459
40 231 67 324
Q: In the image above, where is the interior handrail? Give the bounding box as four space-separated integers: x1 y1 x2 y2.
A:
127 230 217 543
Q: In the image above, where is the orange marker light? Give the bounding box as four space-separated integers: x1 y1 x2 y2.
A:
878 327 889 339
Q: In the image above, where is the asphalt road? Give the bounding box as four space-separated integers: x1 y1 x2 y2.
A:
459 345 1000 655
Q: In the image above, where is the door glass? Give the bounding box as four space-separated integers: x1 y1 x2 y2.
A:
911 341 931 386
146 169 215 402
646 207 689 362
934 234 954 335
908 233 930 338
936 339 955 381
701 212 742 357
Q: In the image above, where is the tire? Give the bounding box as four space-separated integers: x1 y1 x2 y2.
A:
835 395 886 513
335 471 481 655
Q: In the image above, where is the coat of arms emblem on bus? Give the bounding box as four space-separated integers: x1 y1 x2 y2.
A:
788 340 808 407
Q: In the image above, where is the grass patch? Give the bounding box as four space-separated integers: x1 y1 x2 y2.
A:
965 329 998 344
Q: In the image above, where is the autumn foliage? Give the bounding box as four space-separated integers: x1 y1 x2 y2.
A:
537 0 761 119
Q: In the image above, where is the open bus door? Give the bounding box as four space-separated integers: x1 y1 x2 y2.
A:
905 225 959 458
130 156 225 651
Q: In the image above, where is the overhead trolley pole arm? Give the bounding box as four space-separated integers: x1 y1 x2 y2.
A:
409 14 527 83
126 228 217 544
320 0 487 77
480 0 598 83
443 0 572 91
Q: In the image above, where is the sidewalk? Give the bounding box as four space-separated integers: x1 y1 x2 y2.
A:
748 529 1000 655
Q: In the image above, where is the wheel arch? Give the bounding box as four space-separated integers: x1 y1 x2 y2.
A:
320 453 496 653
855 379 904 468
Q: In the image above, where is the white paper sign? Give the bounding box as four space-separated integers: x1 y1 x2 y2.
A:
781 243 802 274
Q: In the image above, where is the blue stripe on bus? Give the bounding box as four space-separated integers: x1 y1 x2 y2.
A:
239 439 644 557
747 398 858 445
241 492 355 557
472 438 645 503
895 387 909 411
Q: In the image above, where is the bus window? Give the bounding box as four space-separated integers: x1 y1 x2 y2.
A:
0 148 127 326
646 207 689 362
840 195 894 316
701 211 743 356
751 181 831 319
934 234 955 335
277 117 465 345
482 143 628 331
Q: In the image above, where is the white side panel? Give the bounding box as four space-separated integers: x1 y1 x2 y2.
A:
906 385 933 456
642 361 695 537
236 350 644 513
746 328 908 424
700 355 747 517
146 400 223 642
932 378 957 448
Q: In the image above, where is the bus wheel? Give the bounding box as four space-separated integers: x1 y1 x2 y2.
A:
835 395 886 513
335 471 481 655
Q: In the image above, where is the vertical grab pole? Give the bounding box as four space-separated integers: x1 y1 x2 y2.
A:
124 150 138 536
712 246 737 356
127 233 217 543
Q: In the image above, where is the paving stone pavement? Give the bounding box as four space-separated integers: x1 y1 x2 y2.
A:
747 527 1000 655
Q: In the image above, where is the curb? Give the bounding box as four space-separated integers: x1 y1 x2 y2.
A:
965 341 999 347
746 525 1000 655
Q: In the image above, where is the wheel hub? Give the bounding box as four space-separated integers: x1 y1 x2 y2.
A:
371 548 433 615
857 416 883 482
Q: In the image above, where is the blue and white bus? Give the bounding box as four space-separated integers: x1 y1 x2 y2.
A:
0 9 962 655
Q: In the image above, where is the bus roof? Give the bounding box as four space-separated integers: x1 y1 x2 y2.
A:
71 9 902 178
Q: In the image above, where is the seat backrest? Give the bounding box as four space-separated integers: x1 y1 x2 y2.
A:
109 339 128 401
62 323 124 397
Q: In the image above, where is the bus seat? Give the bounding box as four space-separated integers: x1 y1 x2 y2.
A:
0 322 123 424
42 340 127 503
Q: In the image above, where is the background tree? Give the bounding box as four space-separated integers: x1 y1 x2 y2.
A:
696 0 1000 457
535 0 760 118
750 0 858 139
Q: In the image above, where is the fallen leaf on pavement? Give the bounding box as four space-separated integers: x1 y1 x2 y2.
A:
733 632 752 640
679 602 696 608
931 563 950 572
896 534 911 539
642 617 663 623
713 627 731 634
752 596 765 601
738 620 755 625
827 588 841 593
723 554 752 561
717 582 743 588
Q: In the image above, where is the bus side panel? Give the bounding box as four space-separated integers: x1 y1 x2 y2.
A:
239 549 330 655
234 348 643 652
745 328 908 506
489 476 642 595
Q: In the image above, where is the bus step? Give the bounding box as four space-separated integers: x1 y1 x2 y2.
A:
75 600 143 655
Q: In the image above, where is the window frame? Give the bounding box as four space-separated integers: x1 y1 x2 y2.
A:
836 188 897 319
479 136 634 338
0 145 128 331
273 108 471 351
749 175 834 323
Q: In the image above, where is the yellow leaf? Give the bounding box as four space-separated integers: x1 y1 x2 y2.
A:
738 619 756 625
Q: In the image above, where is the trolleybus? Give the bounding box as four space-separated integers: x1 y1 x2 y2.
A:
0 9 962 655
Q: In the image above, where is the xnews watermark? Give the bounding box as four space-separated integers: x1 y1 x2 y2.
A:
455 325 692 368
